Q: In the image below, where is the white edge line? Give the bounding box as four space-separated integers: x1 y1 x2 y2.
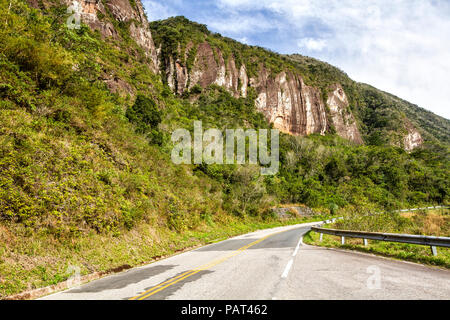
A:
281 259 294 278
292 236 303 257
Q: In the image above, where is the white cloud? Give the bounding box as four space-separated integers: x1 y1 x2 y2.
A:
298 38 327 51
216 0 450 119
142 1 177 21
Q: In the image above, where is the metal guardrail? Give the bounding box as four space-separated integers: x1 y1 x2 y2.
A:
361 206 449 218
396 206 448 213
311 226 450 256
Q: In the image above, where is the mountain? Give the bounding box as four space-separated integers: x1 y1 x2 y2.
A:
25 1 449 150
149 16 450 150
0 0 448 297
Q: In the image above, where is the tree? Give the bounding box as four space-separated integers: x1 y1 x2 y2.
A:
126 95 162 134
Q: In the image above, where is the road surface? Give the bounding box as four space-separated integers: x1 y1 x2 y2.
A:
41 222 450 300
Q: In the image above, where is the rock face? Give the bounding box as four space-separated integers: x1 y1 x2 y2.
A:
163 43 364 142
251 68 328 136
166 42 247 98
27 0 158 71
162 44 425 148
326 84 363 144
403 121 424 151
272 206 316 219
87 0 157 69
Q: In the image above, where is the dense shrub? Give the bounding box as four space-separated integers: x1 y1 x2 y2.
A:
0 0 448 238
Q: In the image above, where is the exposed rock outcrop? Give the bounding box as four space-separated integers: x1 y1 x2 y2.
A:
77 0 118 38
163 43 330 136
27 0 158 71
403 121 424 151
251 69 328 136
166 42 247 98
163 45 363 141
162 44 425 148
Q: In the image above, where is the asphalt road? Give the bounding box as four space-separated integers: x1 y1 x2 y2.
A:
40 222 450 300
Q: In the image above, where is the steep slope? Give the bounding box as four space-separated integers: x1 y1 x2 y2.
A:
150 17 450 150
0 0 448 298
362 84 450 145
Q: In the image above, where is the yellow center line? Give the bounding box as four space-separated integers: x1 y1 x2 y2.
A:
129 270 196 300
130 229 288 300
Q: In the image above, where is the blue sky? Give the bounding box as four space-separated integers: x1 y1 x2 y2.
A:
142 0 450 119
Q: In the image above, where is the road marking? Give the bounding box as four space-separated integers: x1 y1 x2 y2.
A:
292 236 303 257
130 228 292 300
281 259 294 278
281 234 304 280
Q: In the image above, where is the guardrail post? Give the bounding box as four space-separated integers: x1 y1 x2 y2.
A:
341 236 345 245
363 239 368 246
431 246 437 256
319 233 323 242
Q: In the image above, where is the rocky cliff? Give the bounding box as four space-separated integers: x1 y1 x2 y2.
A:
403 120 424 151
166 42 248 98
161 41 364 143
27 0 158 71
153 23 426 149
326 84 363 144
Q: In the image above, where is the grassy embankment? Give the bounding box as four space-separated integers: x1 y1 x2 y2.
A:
304 208 450 268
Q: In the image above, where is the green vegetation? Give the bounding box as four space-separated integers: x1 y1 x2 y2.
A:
149 16 449 211
304 208 450 268
0 213 326 298
125 94 163 145
150 18 450 148
275 134 449 209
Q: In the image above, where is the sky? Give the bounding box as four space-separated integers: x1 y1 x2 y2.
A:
142 0 450 119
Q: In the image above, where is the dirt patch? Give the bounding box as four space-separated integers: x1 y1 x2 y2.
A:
4 252 60 272
421 213 447 236
0 225 15 244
